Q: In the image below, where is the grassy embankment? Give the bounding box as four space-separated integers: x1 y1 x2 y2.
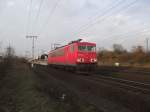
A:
0 58 99 112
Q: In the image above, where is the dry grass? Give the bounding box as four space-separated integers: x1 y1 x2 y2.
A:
0 58 100 112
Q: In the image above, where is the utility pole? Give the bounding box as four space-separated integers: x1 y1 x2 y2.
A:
146 38 149 53
51 43 61 50
54 43 60 49
25 51 30 58
26 35 38 59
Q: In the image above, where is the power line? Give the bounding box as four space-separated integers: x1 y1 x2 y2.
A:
97 28 150 48
121 29 150 46
33 0 44 26
73 0 139 37
78 0 138 35
69 0 121 33
33 0 44 35
85 0 122 22
102 28 150 42
38 0 61 36
106 27 150 40
26 0 33 35
71 0 124 36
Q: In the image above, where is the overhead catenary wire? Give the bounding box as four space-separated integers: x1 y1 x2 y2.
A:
30 0 62 57
39 0 121 41
85 27 150 42
33 0 44 35
33 0 44 26
26 0 33 35
73 0 139 37
85 0 122 22
95 27 150 49
71 0 124 36
102 26 150 41
118 29 150 44
68 0 122 34
26 0 40 59
78 0 139 36
38 0 61 36
105 28 150 42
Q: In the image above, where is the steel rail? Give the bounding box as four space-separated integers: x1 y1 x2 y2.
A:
86 74 150 95
92 74 150 86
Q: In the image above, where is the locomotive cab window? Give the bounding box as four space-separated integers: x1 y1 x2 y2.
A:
78 46 86 51
78 45 96 52
87 46 96 52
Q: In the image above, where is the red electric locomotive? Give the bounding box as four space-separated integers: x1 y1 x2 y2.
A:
48 39 97 71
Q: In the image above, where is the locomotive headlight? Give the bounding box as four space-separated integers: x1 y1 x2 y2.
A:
77 58 81 62
93 58 97 62
91 58 97 62
77 58 84 63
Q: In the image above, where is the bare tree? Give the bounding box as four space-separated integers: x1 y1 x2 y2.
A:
5 46 15 58
113 44 126 54
131 46 145 64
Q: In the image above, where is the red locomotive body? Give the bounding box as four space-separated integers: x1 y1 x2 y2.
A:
48 39 97 71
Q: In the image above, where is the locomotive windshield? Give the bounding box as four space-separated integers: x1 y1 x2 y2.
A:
78 45 96 52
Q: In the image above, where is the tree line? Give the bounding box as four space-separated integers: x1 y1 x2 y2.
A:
97 44 150 67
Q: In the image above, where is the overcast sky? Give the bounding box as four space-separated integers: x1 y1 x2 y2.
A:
0 0 150 56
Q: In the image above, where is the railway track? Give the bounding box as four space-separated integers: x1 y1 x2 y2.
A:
96 67 150 75
73 71 150 96
35 65 150 112
86 74 150 95
75 70 150 95
35 64 150 95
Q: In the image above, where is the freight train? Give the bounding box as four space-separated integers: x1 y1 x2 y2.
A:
48 39 97 72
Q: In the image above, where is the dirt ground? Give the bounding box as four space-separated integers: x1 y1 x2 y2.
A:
0 59 100 112
0 59 150 112
34 65 150 112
